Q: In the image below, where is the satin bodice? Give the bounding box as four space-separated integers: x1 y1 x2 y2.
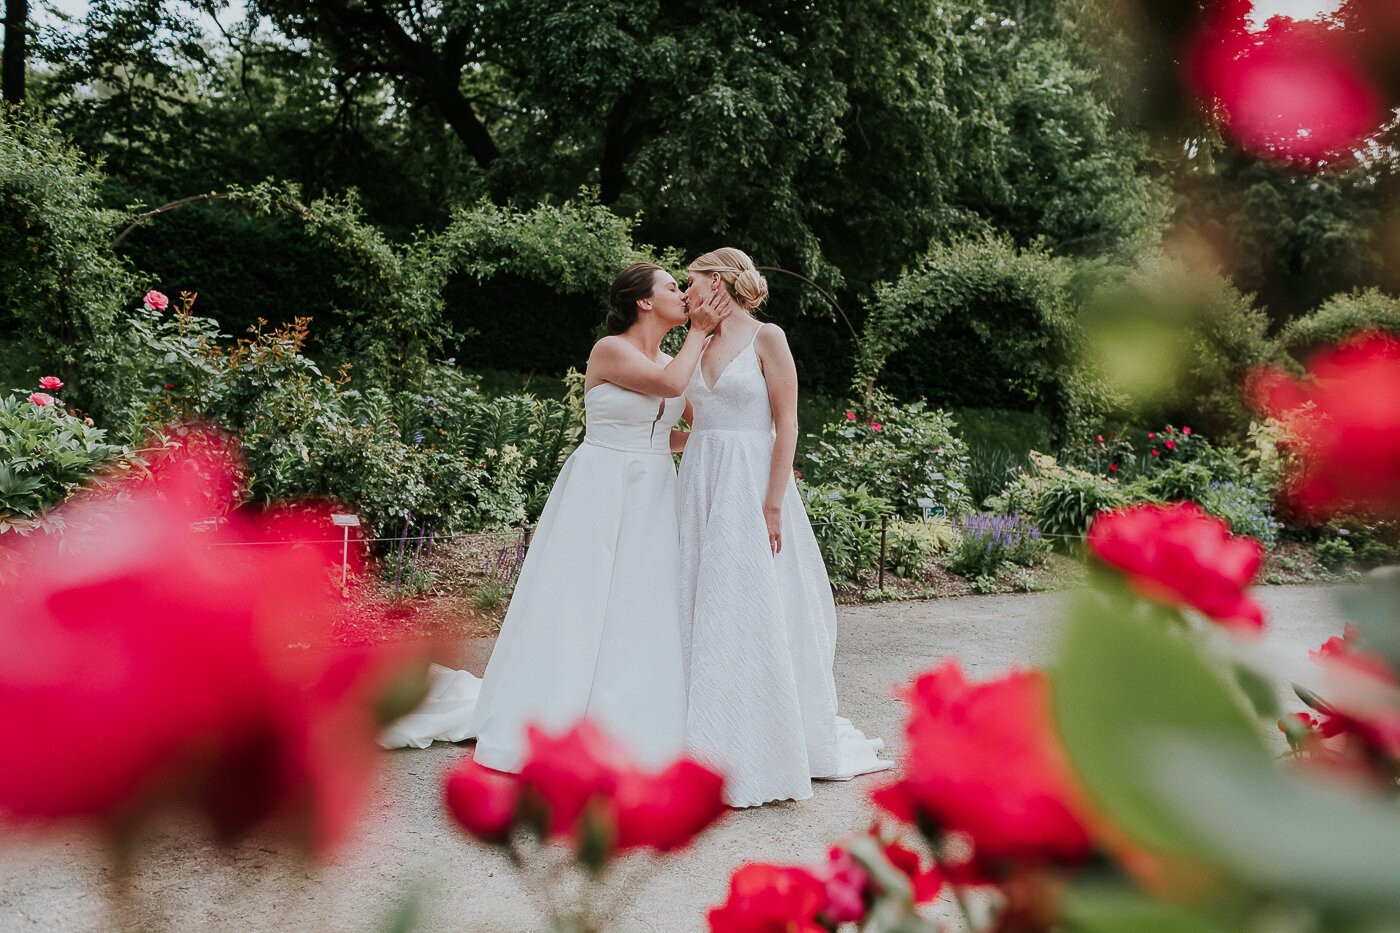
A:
583 382 684 454
687 327 775 436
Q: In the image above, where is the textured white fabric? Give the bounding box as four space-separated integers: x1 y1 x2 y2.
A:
677 326 893 807
380 383 689 771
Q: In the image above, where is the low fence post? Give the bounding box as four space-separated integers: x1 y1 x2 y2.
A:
878 514 888 591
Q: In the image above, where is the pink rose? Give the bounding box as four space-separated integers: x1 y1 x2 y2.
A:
142 291 169 312
871 423 882 432
27 393 55 407
38 376 63 390
846 412 856 421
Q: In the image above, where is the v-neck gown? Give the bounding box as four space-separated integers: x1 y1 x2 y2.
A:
676 325 893 807
380 382 690 772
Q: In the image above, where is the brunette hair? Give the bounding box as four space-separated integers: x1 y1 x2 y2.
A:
607 262 663 334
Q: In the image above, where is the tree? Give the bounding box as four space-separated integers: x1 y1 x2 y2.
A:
2 0 26 104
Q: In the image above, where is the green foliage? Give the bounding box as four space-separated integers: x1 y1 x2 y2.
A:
0 390 123 533
1200 480 1282 547
0 106 137 423
945 511 1048 580
858 235 1092 430
1035 472 1128 545
801 399 971 518
1278 288 1400 364
1133 460 1218 504
1315 535 1355 571
797 482 889 586
1078 257 1279 440
884 518 957 580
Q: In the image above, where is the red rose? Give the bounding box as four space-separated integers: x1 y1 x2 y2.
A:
38 376 63 390
516 720 727 856
1096 434 1104 442
871 423 883 431
793 470 802 479
445 756 519 843
1165 440 1176 450
1109 464 1118 471
817 846 867 924
1183 426 1191 435
26 392 54 407
872 661 1095 875
1250 332 1400 518
846 412 856 421
1307 632 1400 760
1186 15 1383 162
614 758 727 852
883 842 943 902
1087 502 1267 634
709 863 828 933
518 721 622 839
1148 432 1156 438
143 290 169 311
0 434 405 853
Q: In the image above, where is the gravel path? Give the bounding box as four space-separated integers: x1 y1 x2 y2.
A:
0 585 1348 933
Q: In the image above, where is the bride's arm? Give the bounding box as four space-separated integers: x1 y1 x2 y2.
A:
586 294 730 398
670 399 695 453
756 325 799 555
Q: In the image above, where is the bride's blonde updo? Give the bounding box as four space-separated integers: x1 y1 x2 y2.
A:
689 247 769 312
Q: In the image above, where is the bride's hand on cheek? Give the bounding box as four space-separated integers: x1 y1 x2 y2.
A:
764 502 782 554
688 290 732 334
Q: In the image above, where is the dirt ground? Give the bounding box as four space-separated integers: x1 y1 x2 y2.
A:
0 585 1349 933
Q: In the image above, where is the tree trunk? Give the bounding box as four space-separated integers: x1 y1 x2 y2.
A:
2 0 28 105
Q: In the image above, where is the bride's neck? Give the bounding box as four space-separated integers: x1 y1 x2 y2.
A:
626 315 668 355
714 309 755 338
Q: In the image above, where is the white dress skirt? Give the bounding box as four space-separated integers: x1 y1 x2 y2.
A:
677 325 893 807
380 383 689 772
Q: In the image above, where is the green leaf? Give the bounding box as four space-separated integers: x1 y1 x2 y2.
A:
1051 587 1267 856
1149 738 1400 912
1062 884 1234 933
1232 662 1281 721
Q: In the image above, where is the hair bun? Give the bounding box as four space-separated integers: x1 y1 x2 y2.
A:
732 269 769 311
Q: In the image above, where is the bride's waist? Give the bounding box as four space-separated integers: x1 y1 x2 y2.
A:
687 426 774 440
582 434 673 455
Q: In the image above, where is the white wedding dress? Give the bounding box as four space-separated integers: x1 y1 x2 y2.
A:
677 324 893 807
380 382 689 771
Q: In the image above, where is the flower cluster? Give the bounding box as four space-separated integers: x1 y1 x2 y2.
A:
0 431 422 853
1088 502 1267 634
1286 625 1400 784
1250 331 1400 519
444 719 728 870
948 510 1045 579
709 834 942 933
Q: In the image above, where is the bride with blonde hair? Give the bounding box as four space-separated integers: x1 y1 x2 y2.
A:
675 247 891 807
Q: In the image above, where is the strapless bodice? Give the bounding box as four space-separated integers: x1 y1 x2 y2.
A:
583 382 684 454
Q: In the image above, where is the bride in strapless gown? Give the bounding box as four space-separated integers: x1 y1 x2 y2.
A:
380 262 728 769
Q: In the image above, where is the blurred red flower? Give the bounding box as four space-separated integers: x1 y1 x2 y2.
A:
871 422 883 431
817 847 867 924
709 863 828 933
1187 16 1383 162
37 376 63 390
872 661 1095 877
511 720 727 857
845 412 856 421
0 432 411 853
1306 631 1400 762
1250 332 1400 518
1088 502 1267 634
445 756 519 843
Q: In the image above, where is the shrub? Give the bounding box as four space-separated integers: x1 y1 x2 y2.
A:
801 398 972 518
0 388 124 533
1034 473 1128 544
946 511 1047 579
856 234 1086 429
1077 257 1278 440
1315 535 1354 571
797 482 890 585
1278 289 1400 364
885 518 957 579
1201 480 1283 547
966 447 1025 509
1134 461 1218 505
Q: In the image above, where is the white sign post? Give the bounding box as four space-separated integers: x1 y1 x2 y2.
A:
331 513 361 589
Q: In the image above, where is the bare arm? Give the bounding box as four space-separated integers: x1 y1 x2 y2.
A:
756 324 799 554
670 398 695 453
586 294 729 397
